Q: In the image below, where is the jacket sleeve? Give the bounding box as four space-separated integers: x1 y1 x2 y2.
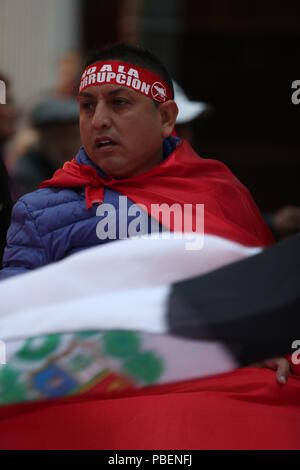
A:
0 199 48 280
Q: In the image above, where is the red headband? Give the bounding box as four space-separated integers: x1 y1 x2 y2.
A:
79 60 173 103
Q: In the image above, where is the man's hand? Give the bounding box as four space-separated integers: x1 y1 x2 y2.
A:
271 205 300 239
251 357 290 384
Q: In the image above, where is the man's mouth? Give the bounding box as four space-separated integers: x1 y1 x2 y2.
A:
95 137 116 149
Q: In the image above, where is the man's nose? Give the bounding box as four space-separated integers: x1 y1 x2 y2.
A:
91 102 112 130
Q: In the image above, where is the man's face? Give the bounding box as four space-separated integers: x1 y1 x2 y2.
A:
78 84 168 179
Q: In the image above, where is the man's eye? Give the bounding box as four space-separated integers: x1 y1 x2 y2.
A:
113 98 129 106
81 102 94 110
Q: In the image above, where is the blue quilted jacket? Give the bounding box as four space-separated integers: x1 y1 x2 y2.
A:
0 138 177 281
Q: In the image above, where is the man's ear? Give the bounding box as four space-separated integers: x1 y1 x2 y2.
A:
158 100 178 138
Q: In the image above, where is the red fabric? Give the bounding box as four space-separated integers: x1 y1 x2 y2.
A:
79 60 173 102
40 140 274 247
0 368 299 450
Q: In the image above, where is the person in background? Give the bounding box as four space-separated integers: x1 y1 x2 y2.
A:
13 98 81 195
173 80 211 148
0 72 19 266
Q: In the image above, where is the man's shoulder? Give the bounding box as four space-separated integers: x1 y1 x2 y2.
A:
17 186 84 212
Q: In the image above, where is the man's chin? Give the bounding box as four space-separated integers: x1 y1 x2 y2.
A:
92 155 129 179
89 149 119 165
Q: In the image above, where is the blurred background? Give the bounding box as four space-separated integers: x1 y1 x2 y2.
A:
1 0 300 213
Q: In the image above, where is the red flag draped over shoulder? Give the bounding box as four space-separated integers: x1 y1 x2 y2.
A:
40 139 274 247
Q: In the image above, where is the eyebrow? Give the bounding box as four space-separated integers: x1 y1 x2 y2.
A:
107 87 131 96
78 87 132 99
77 92 95 99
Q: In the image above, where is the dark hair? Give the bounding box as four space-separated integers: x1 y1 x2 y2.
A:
84 42 174 98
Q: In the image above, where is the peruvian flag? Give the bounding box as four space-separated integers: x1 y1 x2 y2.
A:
0 234 300 449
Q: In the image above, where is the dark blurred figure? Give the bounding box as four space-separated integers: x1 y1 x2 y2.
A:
173 80 211 148
14 98 80 195
0 72 18 266
0 157 12 268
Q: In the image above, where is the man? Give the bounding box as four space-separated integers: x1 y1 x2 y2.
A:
0 43 298 450
0 42 284 376
0 42 272 280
